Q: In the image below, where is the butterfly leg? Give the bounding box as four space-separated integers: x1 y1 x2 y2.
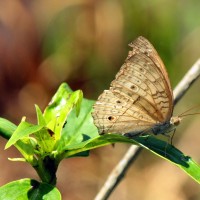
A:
170 129 176 145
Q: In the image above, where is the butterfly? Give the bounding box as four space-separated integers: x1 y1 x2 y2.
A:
92 36 181 137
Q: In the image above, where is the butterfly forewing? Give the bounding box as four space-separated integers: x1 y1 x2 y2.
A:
92 36 174 135
129 37 173 118
111 54 170 122
129 36 173 98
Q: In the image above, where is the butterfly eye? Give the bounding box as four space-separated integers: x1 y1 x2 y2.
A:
116 100 121 104
139 67 144 72
144 50 152 56
108 116 115 121
130 85 139 92
131 85 136 89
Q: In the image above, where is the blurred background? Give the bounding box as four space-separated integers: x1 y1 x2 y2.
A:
0 0 200 199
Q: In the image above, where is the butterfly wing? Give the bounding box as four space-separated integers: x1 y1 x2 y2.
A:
128 36 174 119
92 90 156 134
92 36 174 135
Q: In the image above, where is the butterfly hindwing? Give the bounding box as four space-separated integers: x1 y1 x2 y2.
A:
92 90 156 134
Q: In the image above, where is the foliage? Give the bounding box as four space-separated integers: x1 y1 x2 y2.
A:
0 83 200 199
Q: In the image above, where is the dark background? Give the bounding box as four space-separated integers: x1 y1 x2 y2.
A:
1 1 200 199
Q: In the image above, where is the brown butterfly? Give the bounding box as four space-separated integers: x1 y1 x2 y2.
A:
92 36 181 137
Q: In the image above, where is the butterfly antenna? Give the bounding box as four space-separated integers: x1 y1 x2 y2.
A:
180 112 200 117
178 104 200 117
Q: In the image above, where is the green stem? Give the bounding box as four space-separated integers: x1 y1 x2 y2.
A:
33 156 58 186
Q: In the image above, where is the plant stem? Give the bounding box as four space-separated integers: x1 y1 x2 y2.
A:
33 156 58 186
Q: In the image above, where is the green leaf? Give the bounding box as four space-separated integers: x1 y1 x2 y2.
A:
5 121 43 149
14 138 37 164
43 83 83 140
43 83 72 124
73 90 82 117
56 98 98 153
133 135 200 183
60 130 200 183
0 118 17 139
0 178 61 200
35 105 46 126
62 134 136 157
34 128 56 153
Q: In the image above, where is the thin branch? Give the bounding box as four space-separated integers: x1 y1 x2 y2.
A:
95 146 142 200
94 59 200 200
173 59 200 105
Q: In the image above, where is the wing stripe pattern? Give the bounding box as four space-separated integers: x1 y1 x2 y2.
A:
92 36 174 135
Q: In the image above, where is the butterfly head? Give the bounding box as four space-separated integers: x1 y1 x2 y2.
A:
170 116 182 126
151 116 181 136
